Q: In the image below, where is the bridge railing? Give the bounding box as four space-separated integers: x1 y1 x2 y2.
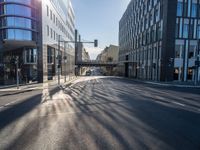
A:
77 60 118 65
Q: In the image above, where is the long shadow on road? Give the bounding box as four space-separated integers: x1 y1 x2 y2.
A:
0 93 42 130
1 77 200 150
0 85 61 130
62 77 200 149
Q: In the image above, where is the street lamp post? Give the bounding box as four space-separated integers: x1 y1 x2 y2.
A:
15 56 19 89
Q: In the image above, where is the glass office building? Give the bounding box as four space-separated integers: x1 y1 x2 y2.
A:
0 0 75 85
119 0 200 82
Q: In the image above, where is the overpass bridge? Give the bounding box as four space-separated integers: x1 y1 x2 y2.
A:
76 60 118 67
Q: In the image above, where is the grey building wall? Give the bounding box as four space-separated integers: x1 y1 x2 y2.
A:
41 0 75 82
119 0 200 82
0 0 75 85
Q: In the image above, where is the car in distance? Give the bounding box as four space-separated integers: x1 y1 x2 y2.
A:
86 70 91 76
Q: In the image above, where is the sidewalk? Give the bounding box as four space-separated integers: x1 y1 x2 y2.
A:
0 82 43 91
0 76 78 92
130 78 200 88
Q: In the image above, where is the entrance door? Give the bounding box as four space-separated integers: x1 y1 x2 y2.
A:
125 63 129 77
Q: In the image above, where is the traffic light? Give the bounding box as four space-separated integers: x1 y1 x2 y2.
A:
94 39 98 47
56 55 62 68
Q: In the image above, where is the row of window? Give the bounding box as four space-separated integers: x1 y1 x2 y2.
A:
126 0 160 19
120 3 160 39
0 4 36 18
0 17 36 30
46 25 73 50
175 39 198 59
50 0 75 34
121 0 160 28
47 25 57 41
177 0 199 17
119 0 162 54
46 5 74 42
120 22 163 51
176 18 200 39
119 41 162 63
0 0 32 5
0 29 35 41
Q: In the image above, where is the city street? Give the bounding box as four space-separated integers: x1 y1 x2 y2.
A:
0 75 200 150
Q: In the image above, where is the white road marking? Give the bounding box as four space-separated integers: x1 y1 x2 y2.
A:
154 101 170 106
5 99 22 106
135 89 142 92
171 101 185 107
37 110 98 117
155 96 165 100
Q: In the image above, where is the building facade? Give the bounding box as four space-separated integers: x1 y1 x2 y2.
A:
0 0 75 85
97 45 119 75
119 0 200 82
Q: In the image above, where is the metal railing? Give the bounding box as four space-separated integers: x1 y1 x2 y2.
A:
77 60 118 66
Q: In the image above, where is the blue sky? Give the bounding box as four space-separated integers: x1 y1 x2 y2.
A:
71 0 130 59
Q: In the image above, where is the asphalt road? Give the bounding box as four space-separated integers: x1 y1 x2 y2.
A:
0 76 200 150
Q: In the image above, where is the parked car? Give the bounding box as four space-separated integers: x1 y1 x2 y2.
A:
86 70 91 76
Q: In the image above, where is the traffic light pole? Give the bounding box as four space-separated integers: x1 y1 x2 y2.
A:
57 32 98 85
64 42 67 83
195 41 200 86
58 35 61 86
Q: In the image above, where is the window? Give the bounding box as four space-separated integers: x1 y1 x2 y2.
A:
191 0 197 17
188 0 191 17
50 28 53 38
157 22 162 40
47 25 49 36
189 20 194 38
175 19 179 38
175 40 184 58
177 0 183 16
4 17 33 29
197 25 200 38
50 10 52 20
3 0 31 5
6 29 32 40
25 48 37 64
46 5 49 16
188 41 197 59
47 47 54 64
5 4 32 17
183 19 189 38
179 18 183 37
155 7 159 22
150 13 153 26
53 14 55 23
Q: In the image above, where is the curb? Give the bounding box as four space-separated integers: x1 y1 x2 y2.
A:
144 81 200 88
0 77 79 92
122 77 200 88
